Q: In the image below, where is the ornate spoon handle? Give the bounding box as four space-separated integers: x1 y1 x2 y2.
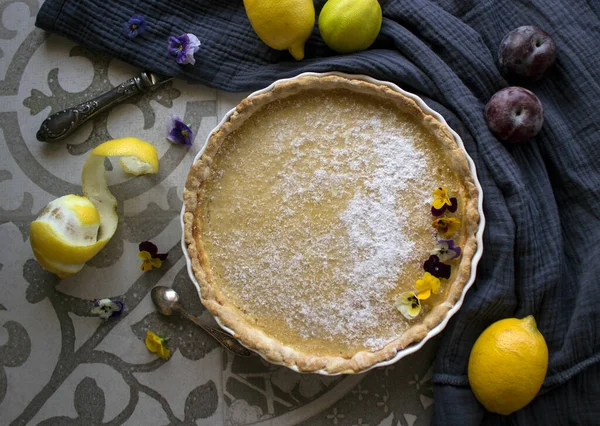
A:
36 71 172 143
180 310 253 357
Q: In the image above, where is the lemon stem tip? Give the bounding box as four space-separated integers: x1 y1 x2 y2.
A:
521 315 537 329
288 44 305 61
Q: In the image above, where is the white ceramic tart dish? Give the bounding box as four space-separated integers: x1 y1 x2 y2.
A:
181 72 485 375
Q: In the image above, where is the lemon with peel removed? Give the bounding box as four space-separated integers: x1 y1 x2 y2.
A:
243 0 315 60
468 315 548 415
318 0 382 54
30 195 102 278
30 137 159 278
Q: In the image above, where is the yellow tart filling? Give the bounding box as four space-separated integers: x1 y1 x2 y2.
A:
194 88 469 358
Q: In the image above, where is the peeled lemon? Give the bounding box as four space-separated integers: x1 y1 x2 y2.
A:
318 0 382 54
468 316 548 415
243 0 315 60
30 137 159 278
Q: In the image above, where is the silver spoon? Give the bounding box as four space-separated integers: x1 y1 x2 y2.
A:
151 286 252 357
36 71 172 143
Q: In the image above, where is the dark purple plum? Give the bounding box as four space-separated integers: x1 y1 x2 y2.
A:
499 26 556 81
485 87 544 143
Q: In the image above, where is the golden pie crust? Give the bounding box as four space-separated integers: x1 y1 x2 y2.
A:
183 75 479 374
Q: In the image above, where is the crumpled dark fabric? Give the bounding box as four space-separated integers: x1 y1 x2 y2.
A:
36 1 600 424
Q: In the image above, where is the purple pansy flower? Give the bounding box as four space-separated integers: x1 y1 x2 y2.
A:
431 197 458 216
166 115 193 146
424 255 451 279
431 187 458 217
123 15 147 39
92 299 124 320
168 33 201 65
139 241 168 260
431 239 462 262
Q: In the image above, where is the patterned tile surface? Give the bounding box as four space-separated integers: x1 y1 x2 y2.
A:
0 1 436 424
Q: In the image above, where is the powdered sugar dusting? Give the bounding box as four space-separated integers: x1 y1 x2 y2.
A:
203 91 436 351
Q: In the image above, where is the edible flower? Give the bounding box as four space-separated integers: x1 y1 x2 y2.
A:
415 272 441 301
432 217 461 238
424 255 451 279
395 291 421 319
138 241 168 271
123 15 147 39
431 239 462 262
91 298 124 320
168 33 201 65
167 115 193 146
145 330 171 359
431 187 458 216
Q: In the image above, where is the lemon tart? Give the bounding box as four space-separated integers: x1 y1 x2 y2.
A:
183 75 480 373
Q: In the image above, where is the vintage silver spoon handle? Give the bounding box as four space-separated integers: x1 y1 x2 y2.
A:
36 71 172 143
179 310 253 357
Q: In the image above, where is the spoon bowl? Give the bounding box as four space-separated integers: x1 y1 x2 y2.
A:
150 285 253 357
151 286 181 316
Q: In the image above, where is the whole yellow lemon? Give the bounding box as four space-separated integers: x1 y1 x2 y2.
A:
318 0 382 53
468 315 548 415
243 0 315 60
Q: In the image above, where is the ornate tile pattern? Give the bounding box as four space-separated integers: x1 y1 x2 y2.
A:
0 1 436 424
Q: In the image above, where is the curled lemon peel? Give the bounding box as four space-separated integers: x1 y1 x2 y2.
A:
30 138 159 278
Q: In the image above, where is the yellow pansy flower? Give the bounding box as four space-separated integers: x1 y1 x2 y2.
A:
415 272 441 301
431 187 459 216
145 330 171 359
138 251 162 271
432 217 461 238
432 187 452 210
395 291 422 319
138 241 168 271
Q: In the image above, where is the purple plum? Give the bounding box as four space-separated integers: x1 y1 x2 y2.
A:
485 87 544 143
499 26 557 81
